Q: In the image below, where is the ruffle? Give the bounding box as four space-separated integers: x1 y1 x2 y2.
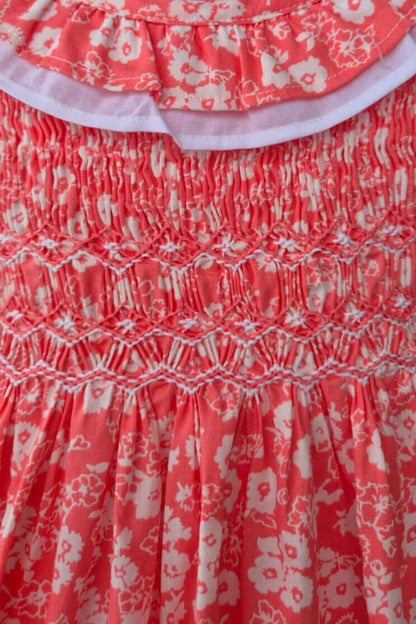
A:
0 0 415 110
1 26 416 149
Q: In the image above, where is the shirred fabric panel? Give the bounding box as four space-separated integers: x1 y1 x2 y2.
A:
0 76 415 623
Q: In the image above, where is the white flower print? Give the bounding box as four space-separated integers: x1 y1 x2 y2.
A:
214 433 234 478
281 569 313 612
4 202 29 233
72 51 112 86
366 428 389 472
96 0 126 8
15 580 52 618
67 473 105 507
97 193 118 226
185 433 201 470
111 555 139 591
52 562 72 594
323 568 361 608
292 434 312 478
67 213 89 242
175 481 199 511
222 468 242 513
196 565 218 609
273 401 294 441
279 531 311 569
108 28 142 64
260 53 290 88
369 559 393 584
83 382 114 414
311 413 331 452
56 526 83 564
332 28 373 65
218 569 240 605
205 25 241 54
1 503 16 539
288 58 328 93
365 573 388 614
161 548 191 591
248 537 283 593
168 0 245 22
163 507 192 547
332 0 375 24
169 48 209 85
395 409 416 461
199 517 222 564
246 468 277 514
379 587 406 624
53 165 76 203
116 470 162 519
0 23 25 46
28 26 61 57
250 599 288 624
11 422 40 473
403 512 416 557
337 438 355 474
21 0 57 21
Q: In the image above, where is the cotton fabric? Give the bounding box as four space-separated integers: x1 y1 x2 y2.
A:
0 0 415 109
0 1 416 623
1 26 416 149
0 76 416 622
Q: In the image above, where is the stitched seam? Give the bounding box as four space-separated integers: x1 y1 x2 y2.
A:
74 0 320 25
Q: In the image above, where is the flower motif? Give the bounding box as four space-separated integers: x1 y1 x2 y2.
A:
323 568 361 608
28 27 61 57
246 468 277 514
169 49 209 86
248 537 283 593
218 569 240 605
279 530 311 569
52 562 72 594
67 473 105 507
56 526 83 564
161 549 191 591
261 53 291 89
15 580 52 617
332 28 373 64
250 599 288 624
288 58 328 93
72 51 112 85
281 569 313 612
332 0 375 24
11 422 39 472
111 555 139 591
0 23 24 46
108 28 142 64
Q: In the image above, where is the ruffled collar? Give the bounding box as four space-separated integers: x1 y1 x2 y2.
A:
0 0 415 111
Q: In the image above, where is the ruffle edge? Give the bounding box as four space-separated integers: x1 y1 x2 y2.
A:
0 0 415 110
1 26 416 150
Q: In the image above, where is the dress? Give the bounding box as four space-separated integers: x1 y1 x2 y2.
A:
0 1 416 623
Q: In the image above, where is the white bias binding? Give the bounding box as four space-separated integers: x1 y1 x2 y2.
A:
0 26 415 150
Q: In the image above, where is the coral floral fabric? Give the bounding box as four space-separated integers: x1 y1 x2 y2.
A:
0 0 415 109
0 73 416 623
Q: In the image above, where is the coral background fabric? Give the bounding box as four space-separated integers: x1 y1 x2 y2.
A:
0 72 416 622
1 25 416 149
0 0 415 109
